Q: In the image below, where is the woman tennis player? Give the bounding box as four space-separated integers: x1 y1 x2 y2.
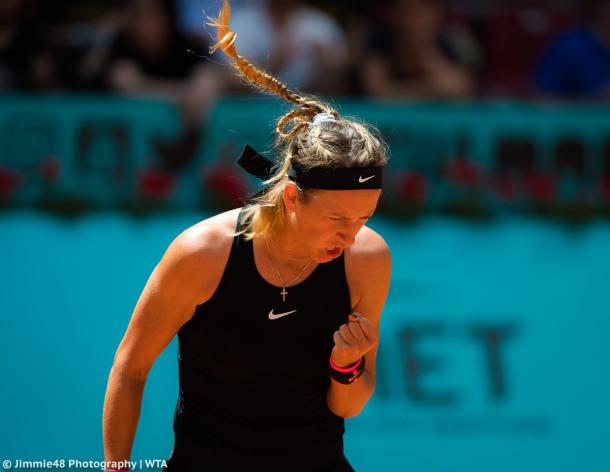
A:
102 1 391 470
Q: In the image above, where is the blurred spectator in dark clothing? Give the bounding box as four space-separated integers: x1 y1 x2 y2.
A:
534 0 610 98
87 0 222 171
0 0 64 90
361 0 477 99
91 0 220 126
227 0 348 93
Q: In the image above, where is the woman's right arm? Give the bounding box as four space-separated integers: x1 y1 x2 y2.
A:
102 225 226 463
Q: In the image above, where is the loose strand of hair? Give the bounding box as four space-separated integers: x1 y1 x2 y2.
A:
208 0 337 135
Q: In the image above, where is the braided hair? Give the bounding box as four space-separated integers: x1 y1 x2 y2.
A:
209 0 387 238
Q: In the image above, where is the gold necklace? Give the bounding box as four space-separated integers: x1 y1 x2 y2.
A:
264 237 313 302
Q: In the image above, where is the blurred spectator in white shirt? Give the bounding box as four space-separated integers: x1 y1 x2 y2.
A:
224 0 348 92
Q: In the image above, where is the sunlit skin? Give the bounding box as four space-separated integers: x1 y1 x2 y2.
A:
261 183 382 270
102 182 390 465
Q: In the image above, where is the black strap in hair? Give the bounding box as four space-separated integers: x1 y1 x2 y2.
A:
237 144 383 190
237 144 275 180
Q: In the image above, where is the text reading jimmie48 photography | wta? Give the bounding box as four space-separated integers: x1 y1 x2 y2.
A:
2 459 167 470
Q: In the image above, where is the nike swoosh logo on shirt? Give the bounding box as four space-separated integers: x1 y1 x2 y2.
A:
268 309 297 320
358 175 375 183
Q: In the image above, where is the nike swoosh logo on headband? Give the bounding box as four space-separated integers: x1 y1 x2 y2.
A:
268 309 297 320
359 175 375 183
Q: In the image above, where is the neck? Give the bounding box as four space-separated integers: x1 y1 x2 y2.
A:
268 226 311 270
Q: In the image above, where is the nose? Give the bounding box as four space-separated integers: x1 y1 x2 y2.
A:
336 218 364 247
337 229 357 247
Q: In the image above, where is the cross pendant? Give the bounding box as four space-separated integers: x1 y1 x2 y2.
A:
280 287 288 302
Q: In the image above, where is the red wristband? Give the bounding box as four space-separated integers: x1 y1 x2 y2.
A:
329 356 363 372
329 355 365 384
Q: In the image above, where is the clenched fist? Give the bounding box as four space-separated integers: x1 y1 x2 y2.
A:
331 312 378 368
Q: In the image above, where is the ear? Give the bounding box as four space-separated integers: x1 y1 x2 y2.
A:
282 182 301 212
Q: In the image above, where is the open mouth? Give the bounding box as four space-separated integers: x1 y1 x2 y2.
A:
326 247 342 258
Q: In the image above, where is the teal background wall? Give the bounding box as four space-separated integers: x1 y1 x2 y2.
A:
2 95 610 215
1 211 609 471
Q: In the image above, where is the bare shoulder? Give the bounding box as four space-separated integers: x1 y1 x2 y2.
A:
344 225 392 307
169 208 240 256
111 208 242 380
159 208 241 305
345 225 391 268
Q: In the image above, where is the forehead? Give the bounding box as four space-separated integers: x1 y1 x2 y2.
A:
307 189 381 215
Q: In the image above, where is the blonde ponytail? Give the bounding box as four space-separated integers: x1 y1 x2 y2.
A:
208 1 387 240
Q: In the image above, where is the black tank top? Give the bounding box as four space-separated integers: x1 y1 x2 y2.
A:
167 211 355 471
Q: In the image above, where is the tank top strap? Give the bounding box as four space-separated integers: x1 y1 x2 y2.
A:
233 206 251 246
221 207 256 281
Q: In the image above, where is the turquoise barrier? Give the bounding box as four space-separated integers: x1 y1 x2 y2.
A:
202 98 610 171
2 95 610 213
201 99 610 216
0 94 179 207
1 212 609 471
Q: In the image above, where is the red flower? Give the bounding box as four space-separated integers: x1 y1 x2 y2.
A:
527 172 555 202
444 159 482 187
0 167 24 200
201 165 251 202
137 169 177 200
400 172 427 203
39 156 62 183
601 176 610 201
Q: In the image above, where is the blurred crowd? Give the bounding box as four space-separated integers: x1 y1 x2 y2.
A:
3 0 610 102
2 0 610 217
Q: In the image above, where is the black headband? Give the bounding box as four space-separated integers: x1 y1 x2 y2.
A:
237 144 383 190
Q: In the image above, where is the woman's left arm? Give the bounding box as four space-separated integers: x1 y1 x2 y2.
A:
326 230 391 418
